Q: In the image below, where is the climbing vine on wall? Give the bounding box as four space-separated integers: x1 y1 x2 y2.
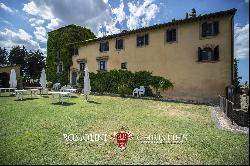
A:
46 24 96 85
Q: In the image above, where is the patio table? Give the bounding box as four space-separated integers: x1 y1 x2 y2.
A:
0 88 16 96
15 90 28 100
49 91 70 104
27 89 40 97
64 89 77 97
25 87 43 94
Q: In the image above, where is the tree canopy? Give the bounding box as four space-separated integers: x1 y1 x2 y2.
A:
0 46 45 78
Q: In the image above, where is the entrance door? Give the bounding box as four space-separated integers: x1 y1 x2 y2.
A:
71 72 77 85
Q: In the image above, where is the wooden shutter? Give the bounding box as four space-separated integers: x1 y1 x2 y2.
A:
214 45 219 61
106 41 109 51
136 36 140 46
120 39 123 49
115 39 118 49
213 21 219 35
198 47 202 61
99 43 102 52
172 29 176 41
166 30 170 42
145 34 149 45
201 22 207 37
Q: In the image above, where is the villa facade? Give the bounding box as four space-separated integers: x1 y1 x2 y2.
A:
64 9 236 103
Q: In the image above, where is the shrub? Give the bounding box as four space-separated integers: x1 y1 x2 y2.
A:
78 70 173 97
150 76 174 97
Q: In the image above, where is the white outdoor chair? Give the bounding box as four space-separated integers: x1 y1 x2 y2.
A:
133 86 145 97
52 83 61 91
66 85 72 89
60 85 67 92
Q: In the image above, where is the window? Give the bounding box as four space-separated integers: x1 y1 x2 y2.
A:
136 34 149 47
56 50 60 58
99 41 109 52
80 62 85 71
99 60 107 71
70 47 78 56
201 21 219 37
116 38 124 50
166 28 177 42
57 62 63 73
121 62 127 69
198 46 219 61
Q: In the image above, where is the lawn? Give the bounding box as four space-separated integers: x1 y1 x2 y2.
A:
0 94 249 165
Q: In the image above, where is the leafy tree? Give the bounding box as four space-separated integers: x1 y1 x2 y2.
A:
8 46 27 75
233 58 242 92
0 47 8 65
151 76 174 97
189 8 197 18
24 50 45 79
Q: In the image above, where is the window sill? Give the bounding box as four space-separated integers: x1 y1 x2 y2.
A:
200 34 218 40
166 41 177 44
136 45 148 48
197 60 219 63
116 48 124 51
100 51 109 53
97 70 107 73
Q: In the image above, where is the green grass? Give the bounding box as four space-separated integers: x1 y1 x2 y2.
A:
0 94 249 165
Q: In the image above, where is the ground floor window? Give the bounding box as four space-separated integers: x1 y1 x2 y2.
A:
80 62 85 71
99 60 107 71
71 71 77 85
121 62 127 69
57 62 63 73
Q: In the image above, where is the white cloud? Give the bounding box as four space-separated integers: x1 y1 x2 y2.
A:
127 0 160 30
22 0 112 34
0 2 14 13
0 28 43 52
111 1 125 24
102 0 109 4
29 17 45 27
98 0 126 36
0 19 12 26
23 1 53 20
34 26 47 43
234 23 249 59
46 18 61 30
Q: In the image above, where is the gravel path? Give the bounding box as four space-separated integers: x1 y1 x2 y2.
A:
209 106 249 134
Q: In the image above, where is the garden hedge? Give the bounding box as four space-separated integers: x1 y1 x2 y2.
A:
78 70 173 97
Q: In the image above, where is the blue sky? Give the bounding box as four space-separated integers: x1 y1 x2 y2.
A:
0 0 249 83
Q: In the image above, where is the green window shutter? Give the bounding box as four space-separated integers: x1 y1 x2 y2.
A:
201 22 207 37
172 29 177 41
213 21 219 35
198 47 202 61
145 34 149 45
214 45 219 61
